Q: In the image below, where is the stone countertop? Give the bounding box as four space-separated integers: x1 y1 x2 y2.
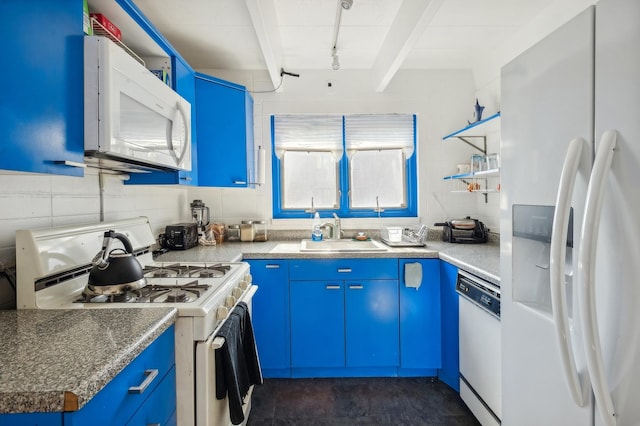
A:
155 239 500 285
0 308 177 414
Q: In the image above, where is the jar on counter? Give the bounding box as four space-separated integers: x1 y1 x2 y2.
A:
227 225 241 242
240 220 255 242
254 220 268 242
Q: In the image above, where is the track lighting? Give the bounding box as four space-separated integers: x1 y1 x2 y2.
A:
331 48 340 70
330 0 352 70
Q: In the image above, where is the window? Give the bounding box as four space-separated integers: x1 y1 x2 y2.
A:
272 113 417 218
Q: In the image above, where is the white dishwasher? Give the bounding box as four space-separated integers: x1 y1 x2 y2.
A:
457 270 502 426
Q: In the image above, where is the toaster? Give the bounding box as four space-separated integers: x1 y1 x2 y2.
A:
163 223 198 250
434 217 488 244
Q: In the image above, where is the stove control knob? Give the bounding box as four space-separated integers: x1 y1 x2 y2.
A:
225 295 236 308
239 280 249 290
233 287 243 299
216 306 229 321
244 274 253 284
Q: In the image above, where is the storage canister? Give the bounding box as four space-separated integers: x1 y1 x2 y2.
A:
254 220 268 242
227 225 241 242
240 221 255 242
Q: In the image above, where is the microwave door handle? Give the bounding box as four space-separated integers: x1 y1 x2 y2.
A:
578 130 618 426
166 101 190 167
550 137 588 407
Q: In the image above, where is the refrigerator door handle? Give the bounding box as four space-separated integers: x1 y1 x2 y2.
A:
550 137 588 407
578 129 618 426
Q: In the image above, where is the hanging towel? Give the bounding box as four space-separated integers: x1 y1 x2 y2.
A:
404 262 423 290
214 301 263 425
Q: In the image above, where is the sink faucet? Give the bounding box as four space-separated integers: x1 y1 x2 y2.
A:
333 213 342 239
319 214 343 240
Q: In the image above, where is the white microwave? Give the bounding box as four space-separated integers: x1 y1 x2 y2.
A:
84 36 191 172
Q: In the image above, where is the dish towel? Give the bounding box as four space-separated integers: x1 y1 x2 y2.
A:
214 301 263 425
404 262 423 290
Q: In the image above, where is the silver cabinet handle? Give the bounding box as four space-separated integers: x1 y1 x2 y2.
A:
180 176 193 181
325 285 341 290
233 180 247 185
349 285 364 290
337 268 352 273
128 369 159 394
265 264 280 269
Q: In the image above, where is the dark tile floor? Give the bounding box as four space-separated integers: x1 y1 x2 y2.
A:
247 377 480 426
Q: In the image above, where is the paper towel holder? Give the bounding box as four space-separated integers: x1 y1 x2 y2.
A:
248 145 266 186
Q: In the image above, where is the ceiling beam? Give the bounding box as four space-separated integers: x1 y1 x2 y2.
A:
371 0 444 92
245 0 283 91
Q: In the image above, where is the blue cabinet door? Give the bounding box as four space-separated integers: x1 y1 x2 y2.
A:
1 0 84 176
439 260 460 391
290 280 345 368
248 260 290 377
195 73 252 187
399 259 441 375
345 280 399 367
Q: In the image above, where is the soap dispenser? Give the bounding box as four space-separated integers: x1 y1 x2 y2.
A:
311 212 323 241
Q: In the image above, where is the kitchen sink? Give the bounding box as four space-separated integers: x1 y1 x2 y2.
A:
300 239 388 252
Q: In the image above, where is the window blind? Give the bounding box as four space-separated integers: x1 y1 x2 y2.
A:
273 114 343 158
344 114 415 158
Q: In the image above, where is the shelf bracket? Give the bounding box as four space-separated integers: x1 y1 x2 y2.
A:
456 136 487 154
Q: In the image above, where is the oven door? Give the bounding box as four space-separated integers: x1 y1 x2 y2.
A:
195 285 258 426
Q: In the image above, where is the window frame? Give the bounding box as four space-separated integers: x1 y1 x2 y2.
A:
271 114 418 219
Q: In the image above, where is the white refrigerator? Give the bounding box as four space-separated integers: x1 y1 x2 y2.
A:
500 0 640 424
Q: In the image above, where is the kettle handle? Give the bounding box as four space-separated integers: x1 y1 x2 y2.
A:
111 232 134 253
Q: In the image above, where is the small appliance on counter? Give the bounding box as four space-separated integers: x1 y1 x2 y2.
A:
434 217 488 243
190 199 210 238
163 223 198 250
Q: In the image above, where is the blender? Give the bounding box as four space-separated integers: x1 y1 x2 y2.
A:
190 199 210 238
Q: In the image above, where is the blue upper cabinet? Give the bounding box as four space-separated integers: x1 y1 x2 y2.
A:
195 73 255 187
1 0 85 176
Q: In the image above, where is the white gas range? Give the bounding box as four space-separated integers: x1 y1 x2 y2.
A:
15 216 258 426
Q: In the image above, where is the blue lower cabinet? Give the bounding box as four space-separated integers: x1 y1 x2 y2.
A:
346 280 399 367
439 260 460 391
126 366 177 426
290 280 345 369
0 412 62 426
248 260 290 377
398 259 441 376
64 325 176 425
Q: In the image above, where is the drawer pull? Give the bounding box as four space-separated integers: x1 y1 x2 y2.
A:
265 264 280 269
337 268 352 273
349 285 364 290
128 369 159 394
326 285 341 290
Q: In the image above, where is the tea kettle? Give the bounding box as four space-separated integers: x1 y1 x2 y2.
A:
87 230 146 295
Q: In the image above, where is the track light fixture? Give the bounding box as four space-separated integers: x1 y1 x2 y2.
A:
330 0 353 70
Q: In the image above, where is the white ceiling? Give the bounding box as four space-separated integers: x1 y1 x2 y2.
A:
133 0 555 90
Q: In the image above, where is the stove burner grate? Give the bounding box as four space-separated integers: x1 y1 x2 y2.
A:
76 279 212 304
143 263 232 279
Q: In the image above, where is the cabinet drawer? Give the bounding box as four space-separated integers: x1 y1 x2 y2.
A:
65 325 176 426
126 366 177 426
289 259 398 281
